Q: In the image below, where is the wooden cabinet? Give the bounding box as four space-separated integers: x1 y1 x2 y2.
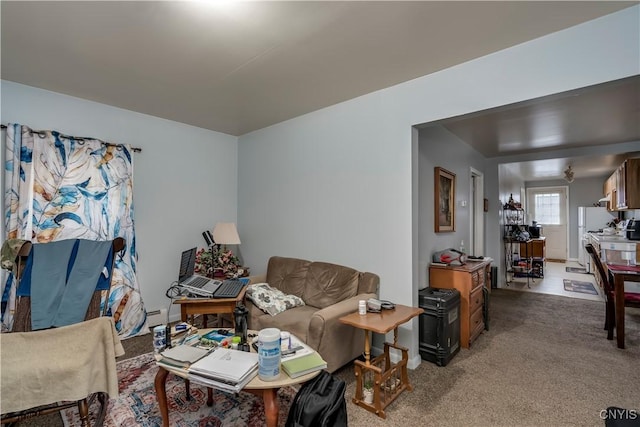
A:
603 158 639 211
519 237 546 259
429 260 491 349
616 159 640 210
604 173 617 212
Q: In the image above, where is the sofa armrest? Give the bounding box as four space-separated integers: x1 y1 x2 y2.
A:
246 273 266 284
307 293 377 350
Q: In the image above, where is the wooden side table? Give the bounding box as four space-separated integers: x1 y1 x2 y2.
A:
339 304 423 419
173 287 246 328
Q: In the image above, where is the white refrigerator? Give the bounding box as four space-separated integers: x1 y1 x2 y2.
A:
577 207 616 268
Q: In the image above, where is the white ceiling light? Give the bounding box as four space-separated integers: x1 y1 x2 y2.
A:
563 165 575 183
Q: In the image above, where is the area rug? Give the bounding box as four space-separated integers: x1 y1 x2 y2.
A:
61 352 297 427
565 266 589 274
563 279 598 295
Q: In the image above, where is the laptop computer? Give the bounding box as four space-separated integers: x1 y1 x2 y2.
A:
177 248 246 299
177 248 223 297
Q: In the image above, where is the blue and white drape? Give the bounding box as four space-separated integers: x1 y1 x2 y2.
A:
2 123 147 337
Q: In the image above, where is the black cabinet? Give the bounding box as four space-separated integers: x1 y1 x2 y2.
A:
418 288 461 366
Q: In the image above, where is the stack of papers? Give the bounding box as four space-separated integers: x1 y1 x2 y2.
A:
188 348 259 393
281 335 315 360
158 345 211 369
278 334 326 378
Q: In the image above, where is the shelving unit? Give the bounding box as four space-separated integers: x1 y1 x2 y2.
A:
503 207 533 288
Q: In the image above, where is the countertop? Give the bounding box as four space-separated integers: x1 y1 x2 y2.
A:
588 233 636 244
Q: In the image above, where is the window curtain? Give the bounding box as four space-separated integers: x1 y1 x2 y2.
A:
2 123 147 337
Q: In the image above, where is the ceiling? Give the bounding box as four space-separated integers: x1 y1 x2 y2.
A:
433 75 640 181
2 1 639 181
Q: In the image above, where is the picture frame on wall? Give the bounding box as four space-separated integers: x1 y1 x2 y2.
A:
434 167 455 232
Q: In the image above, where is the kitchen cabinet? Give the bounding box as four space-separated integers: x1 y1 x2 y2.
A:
616 158 640 210
603 173 617 212
603 158 640 211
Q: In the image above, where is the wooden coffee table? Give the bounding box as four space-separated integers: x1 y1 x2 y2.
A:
339 304 423 419
154 329 320 427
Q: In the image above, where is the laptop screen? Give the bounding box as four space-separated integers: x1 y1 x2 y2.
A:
178 248 197 283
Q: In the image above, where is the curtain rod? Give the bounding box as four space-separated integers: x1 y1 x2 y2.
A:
1 124 142 153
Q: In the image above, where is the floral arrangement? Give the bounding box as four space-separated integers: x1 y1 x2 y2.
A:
195 246 244 278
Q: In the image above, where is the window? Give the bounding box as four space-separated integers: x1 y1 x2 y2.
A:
533 192 561 224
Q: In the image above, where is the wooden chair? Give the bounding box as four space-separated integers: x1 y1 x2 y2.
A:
0 237 125 427
585 243 640 340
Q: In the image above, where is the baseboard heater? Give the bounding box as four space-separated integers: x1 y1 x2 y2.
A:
147 308 167 327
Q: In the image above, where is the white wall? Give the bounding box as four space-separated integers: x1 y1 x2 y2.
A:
0 81 239 323
238 6 640 367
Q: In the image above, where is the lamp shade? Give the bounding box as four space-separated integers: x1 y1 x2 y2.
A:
212 222 241 245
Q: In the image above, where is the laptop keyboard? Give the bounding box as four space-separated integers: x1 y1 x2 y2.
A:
187 276 211 288
214 280 244 298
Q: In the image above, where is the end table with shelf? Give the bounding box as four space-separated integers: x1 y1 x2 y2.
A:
339 304 423 419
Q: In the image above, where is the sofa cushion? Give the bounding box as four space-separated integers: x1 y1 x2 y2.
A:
246 283 306 316
250 305 318 344
302 262 359 309
266 256 311 298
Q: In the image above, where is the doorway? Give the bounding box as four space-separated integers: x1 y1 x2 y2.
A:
470 168 484 256
526 186 569 261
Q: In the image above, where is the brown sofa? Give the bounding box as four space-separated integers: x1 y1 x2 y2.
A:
246 256 379 372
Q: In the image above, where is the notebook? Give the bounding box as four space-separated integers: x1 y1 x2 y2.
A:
281 351 327 378
177 248 223 297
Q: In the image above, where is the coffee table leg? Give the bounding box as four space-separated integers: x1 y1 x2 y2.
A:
263 388 279 427
154 366 170 427
185 379 191 400
207 387 213 406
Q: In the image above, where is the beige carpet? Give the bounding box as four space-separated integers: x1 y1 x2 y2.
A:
13 289 640 426
336 289 640 427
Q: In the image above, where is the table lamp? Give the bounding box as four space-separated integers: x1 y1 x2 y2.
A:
212 222 241 251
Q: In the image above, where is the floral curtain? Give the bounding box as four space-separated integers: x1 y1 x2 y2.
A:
2 124 147 337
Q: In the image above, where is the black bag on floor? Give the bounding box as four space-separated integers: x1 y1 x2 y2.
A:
285 370 347 427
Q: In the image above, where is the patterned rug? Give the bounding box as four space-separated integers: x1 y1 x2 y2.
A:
565 267 589 274
563 279 598 295
61 352 297 427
